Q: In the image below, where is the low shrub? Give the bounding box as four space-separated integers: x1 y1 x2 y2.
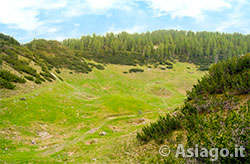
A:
24 75 34 81
55 69 61 74
0 69 26 83
166 65 173 69
129 68 144 73
57 76 64 81
137 113 182 143
0 77 15 89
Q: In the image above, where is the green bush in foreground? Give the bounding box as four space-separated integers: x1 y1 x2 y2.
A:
187 54 250 101
137 113 182 143
137 101 250 163
185 103 250 164
137 55 250 163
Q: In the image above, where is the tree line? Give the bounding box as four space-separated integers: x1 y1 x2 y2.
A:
62 30 250 70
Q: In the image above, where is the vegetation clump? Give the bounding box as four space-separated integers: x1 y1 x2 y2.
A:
166 65 173 69
0 69 26 89
137 113 182 143
24 75 34 81
88 62 105 70
129 68 144 73
55 69 61 74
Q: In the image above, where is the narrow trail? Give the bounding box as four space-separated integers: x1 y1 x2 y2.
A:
41 123 105 156
40 110 166 157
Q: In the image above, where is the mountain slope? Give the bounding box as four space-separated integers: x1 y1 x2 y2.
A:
136 54 250 163
0 34 103 90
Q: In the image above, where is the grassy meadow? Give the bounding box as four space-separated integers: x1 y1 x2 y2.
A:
0 62 205 163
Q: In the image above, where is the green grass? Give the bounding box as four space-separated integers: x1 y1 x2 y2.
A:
0 62 205 163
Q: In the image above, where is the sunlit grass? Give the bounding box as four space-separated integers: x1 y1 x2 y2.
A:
0 62 205 163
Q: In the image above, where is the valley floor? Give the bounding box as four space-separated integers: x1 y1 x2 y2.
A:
0 63 205 163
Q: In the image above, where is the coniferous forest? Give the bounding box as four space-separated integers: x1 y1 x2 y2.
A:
62 30 250 70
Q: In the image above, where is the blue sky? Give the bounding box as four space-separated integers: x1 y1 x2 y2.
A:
0 0 250 43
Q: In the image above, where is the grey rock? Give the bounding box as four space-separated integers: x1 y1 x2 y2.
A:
139 118 145 123
99 131 107 136
37 131 50 138
31 140 37 145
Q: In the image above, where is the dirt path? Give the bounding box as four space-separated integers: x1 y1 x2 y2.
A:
41 122 105 156
40 110 166 157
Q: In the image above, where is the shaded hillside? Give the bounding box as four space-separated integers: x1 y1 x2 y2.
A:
63 30 250 70
0 34 104 89
26 40 92 73
137 54 250 163
0 34 46 88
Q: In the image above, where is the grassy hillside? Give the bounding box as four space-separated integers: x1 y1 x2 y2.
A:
136 54 250 163
0 34 104 90
0 62 205 163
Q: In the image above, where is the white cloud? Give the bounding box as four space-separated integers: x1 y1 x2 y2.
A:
0 0 233 33
215 0 250 33
143 0 231 19
49 35 68 42
0 0 134 31
64 0 134 17
216 11 244 32
0 0 137 42
1 0 249 42
107 25 146 34
0 0 67 31
84 0 131 11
